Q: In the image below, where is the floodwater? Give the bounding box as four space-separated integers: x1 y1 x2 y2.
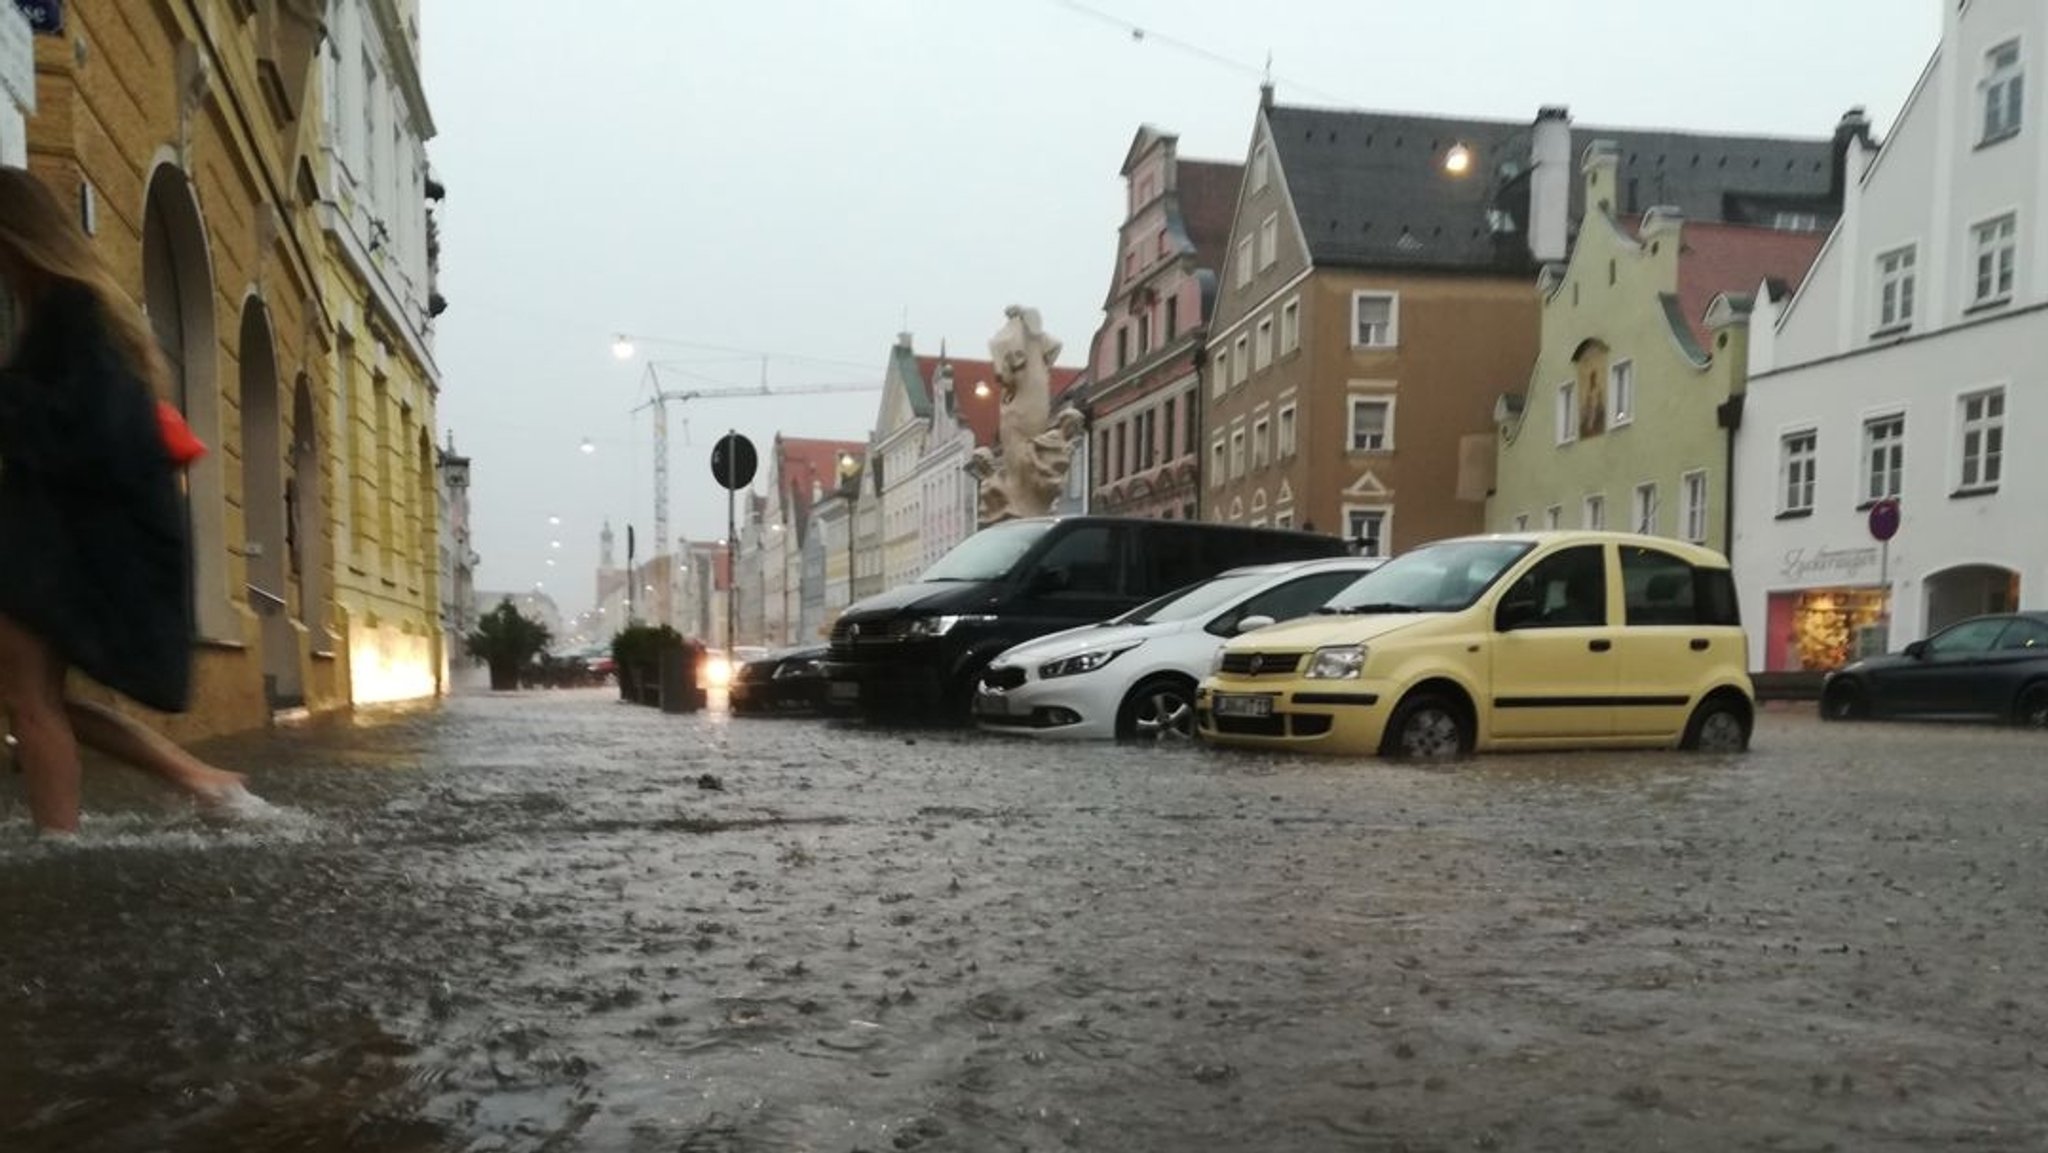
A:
2 691 2045 1152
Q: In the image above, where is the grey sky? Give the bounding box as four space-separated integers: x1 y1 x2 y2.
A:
422 0 1936 614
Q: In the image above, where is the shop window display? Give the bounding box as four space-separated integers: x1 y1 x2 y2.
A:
1766 588 1889 672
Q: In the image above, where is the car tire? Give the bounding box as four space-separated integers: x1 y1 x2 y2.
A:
1117 675 1198 742
2014 682 2048 729
1380 692 1473 760
1819 679 1867 722
1682 694 1752 752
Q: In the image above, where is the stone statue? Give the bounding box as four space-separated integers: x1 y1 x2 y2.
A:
969 305 1085 525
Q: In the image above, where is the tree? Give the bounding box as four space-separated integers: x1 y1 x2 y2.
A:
467 598 552 691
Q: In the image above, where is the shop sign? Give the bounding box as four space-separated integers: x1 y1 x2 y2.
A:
13 2 60 36
1 1 32 115
1778 544 1881 583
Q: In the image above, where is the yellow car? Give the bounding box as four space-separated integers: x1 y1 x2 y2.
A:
1196 532 1755 758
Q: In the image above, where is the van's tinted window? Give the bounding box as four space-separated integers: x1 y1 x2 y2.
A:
1033 525 1122 596
1138 524 1216 594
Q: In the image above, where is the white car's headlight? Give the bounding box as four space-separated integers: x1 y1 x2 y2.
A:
1039 644 1137 679
1304 644 1368 680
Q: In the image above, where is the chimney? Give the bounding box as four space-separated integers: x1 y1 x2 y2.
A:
1829 106 1873 199
1260 81 1274 111
1528 105 1572 264
896 330 914 350
1580 139 1621 217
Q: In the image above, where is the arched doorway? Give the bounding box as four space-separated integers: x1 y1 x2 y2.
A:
289 374 330 653
1924 564 2022 635
141 164 231 640
239 300 301 709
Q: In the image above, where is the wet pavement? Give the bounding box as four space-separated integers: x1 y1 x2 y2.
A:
1 689 2045 1152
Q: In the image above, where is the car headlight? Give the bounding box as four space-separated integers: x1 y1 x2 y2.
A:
1304 644 1368 680
774 660 820 680
1039 645 1137 680
903 614 995 638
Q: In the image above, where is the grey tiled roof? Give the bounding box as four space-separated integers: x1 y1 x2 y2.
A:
1267 103 1840 274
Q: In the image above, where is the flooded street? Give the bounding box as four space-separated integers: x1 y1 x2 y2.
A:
3 690 2045 1152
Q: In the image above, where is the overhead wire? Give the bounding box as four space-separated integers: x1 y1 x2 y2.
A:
1043 0 1361 109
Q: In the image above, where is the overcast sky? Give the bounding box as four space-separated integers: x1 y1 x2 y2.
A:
421 0 1938 615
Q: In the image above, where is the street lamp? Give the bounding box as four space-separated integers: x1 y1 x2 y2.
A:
612 334 635 360
580 438 596 455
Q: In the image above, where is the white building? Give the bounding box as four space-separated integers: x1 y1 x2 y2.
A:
1736 0 2045 675
0 2 32 168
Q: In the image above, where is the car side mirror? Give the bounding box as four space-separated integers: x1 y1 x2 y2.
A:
1496 596 1538 632
1904 639 1928 660
1235 614 1277 635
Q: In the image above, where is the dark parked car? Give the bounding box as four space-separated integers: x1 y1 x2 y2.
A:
1820 612 2048 726
730 644 829 714
824 515 1348 720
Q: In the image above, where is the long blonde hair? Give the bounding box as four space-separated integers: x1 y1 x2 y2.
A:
0 167 171 396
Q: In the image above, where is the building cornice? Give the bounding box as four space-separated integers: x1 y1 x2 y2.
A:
367 0 437 139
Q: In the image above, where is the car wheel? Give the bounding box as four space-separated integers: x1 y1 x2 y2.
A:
1381 692 1472 760
1682 695 1752 752
1118 676 1197 742
1819 679 1867 721
2014 683 2048 729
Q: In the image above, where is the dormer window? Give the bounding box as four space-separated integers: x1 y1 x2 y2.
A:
1983 39 2024 144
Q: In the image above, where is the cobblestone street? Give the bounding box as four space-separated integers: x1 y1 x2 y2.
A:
2 689 2045 1152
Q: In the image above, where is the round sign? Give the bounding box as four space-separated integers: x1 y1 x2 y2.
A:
710 432 758 492
1867 497 1901 542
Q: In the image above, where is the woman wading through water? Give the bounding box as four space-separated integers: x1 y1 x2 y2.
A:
0 168 259 833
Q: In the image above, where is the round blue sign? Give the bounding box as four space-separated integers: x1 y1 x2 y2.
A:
1868 497 1901 542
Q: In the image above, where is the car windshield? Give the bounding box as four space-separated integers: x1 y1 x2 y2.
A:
918 521 1054 582
1114 570 1275 626
1322 539 1535 613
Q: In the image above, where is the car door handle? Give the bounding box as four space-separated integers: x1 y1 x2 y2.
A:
1588 639 1612 653
1689 639 1711 652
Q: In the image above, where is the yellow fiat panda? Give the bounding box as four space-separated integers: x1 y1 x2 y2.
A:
1196 532 1754 758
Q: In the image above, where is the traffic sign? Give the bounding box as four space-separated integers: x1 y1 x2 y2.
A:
1867 497 1901 542
711 432 757 491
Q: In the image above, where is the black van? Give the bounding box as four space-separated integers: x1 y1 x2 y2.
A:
824 516 1347 719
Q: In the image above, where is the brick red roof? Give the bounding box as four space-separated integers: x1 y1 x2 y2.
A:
773 435 867 531
941 360 1085 449
1664 219 1827 352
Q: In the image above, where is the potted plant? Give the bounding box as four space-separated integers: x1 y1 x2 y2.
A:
611 624 684 705
467 598 552 691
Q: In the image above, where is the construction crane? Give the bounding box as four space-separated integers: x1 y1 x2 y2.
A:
631 375 882 558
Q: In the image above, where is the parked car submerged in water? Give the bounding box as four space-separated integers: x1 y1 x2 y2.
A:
1819 612 2048 726
974 557 1384 740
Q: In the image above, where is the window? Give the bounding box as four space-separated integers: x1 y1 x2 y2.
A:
1210 438 1226 488
1349 397 1392 451
1033 524 1121 597
1680 470 1709 543
1138 313 1152 355
1162 397 1177 462
1971 214 2017 305
362 54 380 196
1876 245 1916 331
1543 505 1562 530
1610 359 1635 427
1141 409 1157 470
1251 143 1270 191
1236 236 1254 288
1502 545 1607 628
1280 298 1300 352
1111 421 1126 479
1773 211 1822 232
1582 493 1606 530
1094 430 1110 486
1116 328 1129 370
1861 414 1904 503
1212 349 1229 397
1621 546 1701 626
1229 428 1247 479
1928 616 2011 657
1958 387 2005 492
1234 335 1249 386
1274 510 1293 530
1255 317 1274 371
1352 292 1398 347
1996 618 2048 650
1277 405 1297 457
1345 507 1390 557
1632 482 1659 535
1184 393 1198 462
1165 296 1180 340
1258 214 1279 270
1983 39 2024 143
1780 430 1817 513
1556 381 1578 445
1251 418 1270 469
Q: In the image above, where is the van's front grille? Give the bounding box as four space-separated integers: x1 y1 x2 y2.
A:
1218 651 1305 677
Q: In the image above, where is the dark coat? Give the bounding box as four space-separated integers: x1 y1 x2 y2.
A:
0 280 193 713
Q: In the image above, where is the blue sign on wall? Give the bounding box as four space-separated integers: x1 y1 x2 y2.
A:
14 1 62 35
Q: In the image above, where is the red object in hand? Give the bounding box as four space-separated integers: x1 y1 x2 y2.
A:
156 401 207 465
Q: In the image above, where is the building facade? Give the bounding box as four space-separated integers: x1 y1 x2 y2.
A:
1489 144 1830 551
317 0 445 705
1205 91 1846 555
436 432 478 675
1736 0 2047 673
1087 128 1238 522
756 435 863 647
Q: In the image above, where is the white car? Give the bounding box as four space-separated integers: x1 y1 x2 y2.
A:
973 557 1385 740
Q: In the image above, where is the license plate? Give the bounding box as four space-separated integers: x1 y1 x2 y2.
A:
974 690 1011 717
828 681 859 703
1211 693 1273 718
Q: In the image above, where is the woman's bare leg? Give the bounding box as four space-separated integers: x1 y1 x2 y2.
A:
63 699 246 800
0 615 83 833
